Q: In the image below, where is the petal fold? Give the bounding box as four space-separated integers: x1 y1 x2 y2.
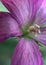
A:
11 38 43 65
0 12 22 42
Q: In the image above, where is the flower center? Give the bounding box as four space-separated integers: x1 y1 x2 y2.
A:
28 24 41 36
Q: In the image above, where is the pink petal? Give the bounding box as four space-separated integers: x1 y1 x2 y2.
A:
11 38 43 65
34 0 46 27
0 12 22 42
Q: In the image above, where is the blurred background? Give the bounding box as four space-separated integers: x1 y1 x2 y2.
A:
0 2 46 65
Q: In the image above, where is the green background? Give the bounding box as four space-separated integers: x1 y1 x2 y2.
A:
0 2 46 65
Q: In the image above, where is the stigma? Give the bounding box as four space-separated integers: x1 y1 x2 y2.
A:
28 24 41 36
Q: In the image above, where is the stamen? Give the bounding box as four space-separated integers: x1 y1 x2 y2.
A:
28 24 41 36
34 24 40 28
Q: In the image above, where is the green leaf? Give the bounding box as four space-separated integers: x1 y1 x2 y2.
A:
0 2 9 12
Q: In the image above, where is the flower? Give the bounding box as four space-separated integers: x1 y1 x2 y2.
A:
0 0 46 65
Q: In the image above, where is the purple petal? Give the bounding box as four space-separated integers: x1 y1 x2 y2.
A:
11 38 43 65
1 0 33 27
1 0 43 27
41 27 46 33
31 0 43 20
34 0 46 26
32 0 43 10
0 12 22 42
35 33 46 45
